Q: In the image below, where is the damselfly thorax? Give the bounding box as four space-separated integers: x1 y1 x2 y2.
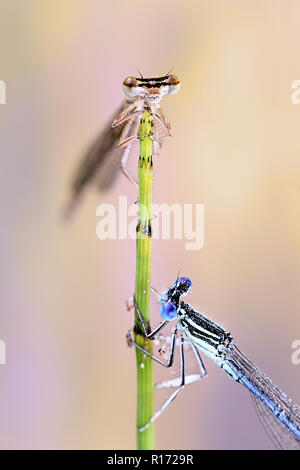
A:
64 74 180 218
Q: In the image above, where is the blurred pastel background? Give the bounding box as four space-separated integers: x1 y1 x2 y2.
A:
0 0 300 449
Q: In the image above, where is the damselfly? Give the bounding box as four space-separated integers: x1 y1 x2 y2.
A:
127 277 300 449
65 74 180 217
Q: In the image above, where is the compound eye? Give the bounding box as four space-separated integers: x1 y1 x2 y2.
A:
123 76 139 97
176 277 192 295
123 76 138 88
167 74 181 95
160 302 178 321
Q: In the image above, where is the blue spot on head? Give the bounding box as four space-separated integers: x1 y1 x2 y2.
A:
160 301 178 321
177 276 192 287
176 277 192 295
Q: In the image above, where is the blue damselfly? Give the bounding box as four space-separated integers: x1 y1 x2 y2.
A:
127 277 300 449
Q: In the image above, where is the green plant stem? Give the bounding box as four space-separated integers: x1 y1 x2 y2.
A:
134 108 154 450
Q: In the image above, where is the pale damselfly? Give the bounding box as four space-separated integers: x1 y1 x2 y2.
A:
65 73 180 217
127 277 300 449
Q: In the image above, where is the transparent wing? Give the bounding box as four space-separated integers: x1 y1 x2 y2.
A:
64 102 172 218
251 393 300 450
64 100 136 218
226 344 300 450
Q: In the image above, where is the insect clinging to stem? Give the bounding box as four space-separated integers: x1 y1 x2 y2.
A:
64 73 181 218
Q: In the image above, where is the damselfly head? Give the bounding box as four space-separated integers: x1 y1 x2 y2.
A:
159 276 192 321
123 74 180 104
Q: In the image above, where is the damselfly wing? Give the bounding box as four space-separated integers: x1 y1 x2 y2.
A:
251 385 300 450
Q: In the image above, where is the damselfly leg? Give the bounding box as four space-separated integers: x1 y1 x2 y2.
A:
128 298 207 432
138 335 186 433
134 299 168 340
120 147 139 187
